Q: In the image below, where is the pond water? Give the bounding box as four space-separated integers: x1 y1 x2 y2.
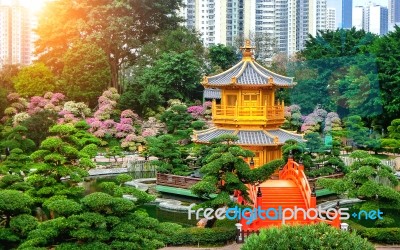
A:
82 173 200 227
138 205 198 227
82 172 155 195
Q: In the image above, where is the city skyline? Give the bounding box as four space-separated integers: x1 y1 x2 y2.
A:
328 0 389 26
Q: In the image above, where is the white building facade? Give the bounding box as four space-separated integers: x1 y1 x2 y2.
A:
326 8 336 31
353 4 388 36
0 1 32 67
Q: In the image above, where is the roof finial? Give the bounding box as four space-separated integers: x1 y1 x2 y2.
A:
240 39 255 61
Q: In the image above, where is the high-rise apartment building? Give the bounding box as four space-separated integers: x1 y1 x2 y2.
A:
389 0 400 23
326 8 336 31
342 0 353 29
315 0 327 31
389 0 400 30
357 3 388 36
180 0 244 47
180 0 329 56
352 6 364 30
0 1 32 67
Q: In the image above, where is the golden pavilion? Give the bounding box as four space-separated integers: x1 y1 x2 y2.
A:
193 40 303 167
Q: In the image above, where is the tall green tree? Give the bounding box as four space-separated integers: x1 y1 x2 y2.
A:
35 0 183 89
370 26 400 126
290 29 377 114
12 63 56 97
27 122 100 204
137 27 205 69
387 119 400 139
330 59 382 119
60 42 111 106
0 65 19 116
344 115 381 153
121 51 203 114
146 134 190 176
208 44 238 71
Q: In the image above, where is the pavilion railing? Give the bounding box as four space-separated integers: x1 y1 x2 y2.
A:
156 173 201 189
212 104 284 121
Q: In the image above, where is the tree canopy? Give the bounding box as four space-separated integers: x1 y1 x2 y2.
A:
35 0 184 89
12 63 56 97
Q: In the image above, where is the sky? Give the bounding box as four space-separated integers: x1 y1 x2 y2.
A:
328 0 389 27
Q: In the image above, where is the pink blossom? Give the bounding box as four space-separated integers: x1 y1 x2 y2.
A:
103 119 116 128
187 105 204 118
93 130 106 138
51 93 65 103
124 134 136 142
120 118 133 125
116 123 134 133
142 128 157 137
7 93 20 101
90 120 103 129
203 101 212 108
121 109 138 119
115 132 128 138
98 96 109 104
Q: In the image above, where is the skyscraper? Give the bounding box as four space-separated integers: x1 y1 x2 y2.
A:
0 1 32 67
179 0 329 56
326 8 336 30
389 0 400 30
368 4 388 35
342 0 352 29
180 0 243 47
352 6 364 30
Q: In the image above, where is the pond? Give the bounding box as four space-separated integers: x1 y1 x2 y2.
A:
82 173 200 227
82 172 155 195
137 205 198 227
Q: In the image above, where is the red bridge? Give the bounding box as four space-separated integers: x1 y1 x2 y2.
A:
236 156 341 230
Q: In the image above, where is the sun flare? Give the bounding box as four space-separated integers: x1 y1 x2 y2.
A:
1 0 49 13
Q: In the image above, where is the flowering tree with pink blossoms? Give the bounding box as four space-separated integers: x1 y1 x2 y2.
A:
84 88 143 151
301 106 328 133
282 104 302 131
324 112 342 133
2 93 28 123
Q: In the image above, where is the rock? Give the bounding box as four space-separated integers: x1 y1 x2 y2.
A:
395 157 400 171
197 218 208 228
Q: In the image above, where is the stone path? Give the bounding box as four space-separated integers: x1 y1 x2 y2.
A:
125 178 156 192
123 195 191 211
88 168 128 176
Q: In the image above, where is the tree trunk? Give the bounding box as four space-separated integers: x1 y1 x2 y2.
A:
108 55 119 90
5 214 10 227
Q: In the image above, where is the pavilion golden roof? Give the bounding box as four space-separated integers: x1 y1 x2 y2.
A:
202 40 295 88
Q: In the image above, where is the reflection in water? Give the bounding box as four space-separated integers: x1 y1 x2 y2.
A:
138 205 197 227
82 171 155 195
82 172 199 227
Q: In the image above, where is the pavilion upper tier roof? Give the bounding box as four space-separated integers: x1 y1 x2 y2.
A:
202 40 295 88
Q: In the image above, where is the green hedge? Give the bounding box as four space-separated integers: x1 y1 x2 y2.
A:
347 221 400 244
162 221 236 247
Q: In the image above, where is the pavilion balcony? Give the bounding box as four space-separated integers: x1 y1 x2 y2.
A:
211 102 285 127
